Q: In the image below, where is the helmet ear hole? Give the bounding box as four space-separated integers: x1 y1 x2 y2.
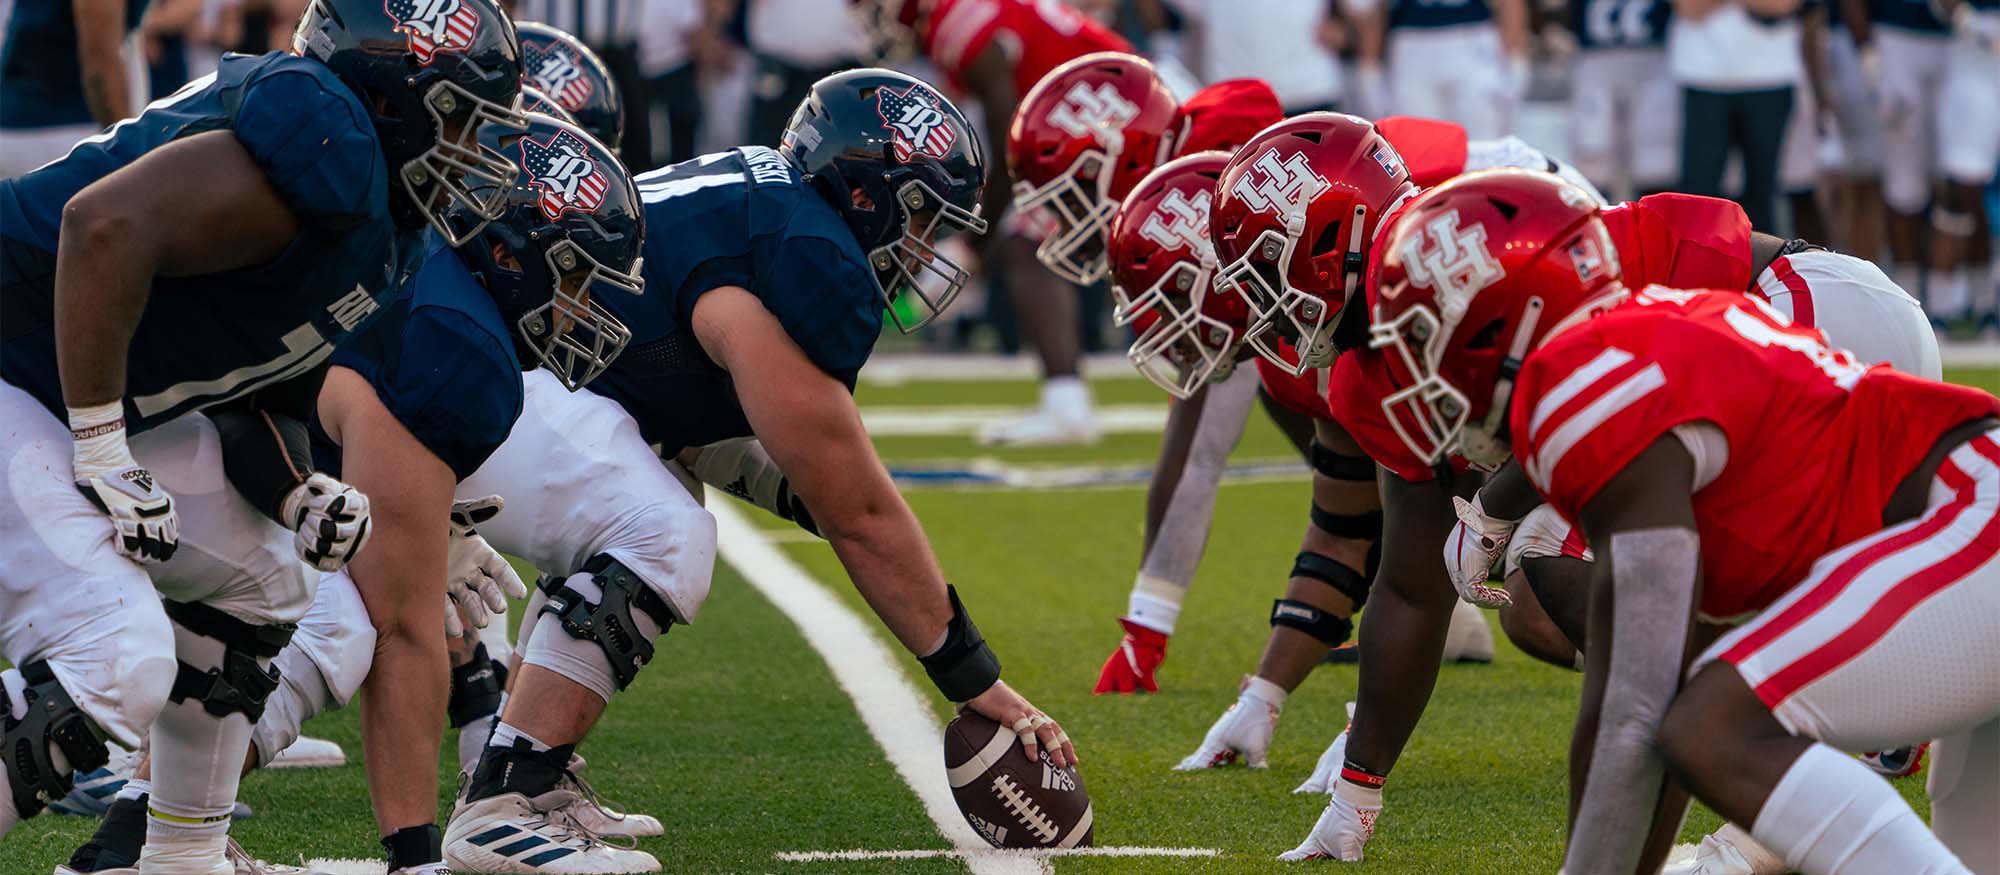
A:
1310 221 1345 258
1466 319 1504 350
1486 196 1519 221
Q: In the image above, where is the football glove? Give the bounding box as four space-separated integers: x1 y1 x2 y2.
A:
1445 494 1516 608
71 404 177 563
1294 701 1356 795
1174 676 1284 770
444 495 527 637
281 472 372 571
1277 785 1381 862
1092 617 1168 694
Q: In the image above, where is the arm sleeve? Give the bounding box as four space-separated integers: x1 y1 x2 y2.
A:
210 406 313 524
231 62 387 230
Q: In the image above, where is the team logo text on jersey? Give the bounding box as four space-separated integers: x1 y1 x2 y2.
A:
1231 149 1330 217
1046 82 1140 143
875 84 956 163
525 42 593 109
384 0 480 64
1137 189 1211 254
1398 210 1504 318
521 131 609 219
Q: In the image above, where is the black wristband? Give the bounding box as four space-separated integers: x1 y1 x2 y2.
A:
918 585 1001 702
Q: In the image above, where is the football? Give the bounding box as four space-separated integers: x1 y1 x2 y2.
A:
942 711 1094 850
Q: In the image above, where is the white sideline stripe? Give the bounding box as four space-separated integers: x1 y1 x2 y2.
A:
710 499 1046 875
774 847 1223 862
861 404 1167 436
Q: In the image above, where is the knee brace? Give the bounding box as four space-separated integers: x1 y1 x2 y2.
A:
1292 550 1373 610
163 600 294 723
538 554 675 693
3 661 111 817
1308 441 1375 483
1269 599 1354 647
447 642 509 729
1308 444 1384 541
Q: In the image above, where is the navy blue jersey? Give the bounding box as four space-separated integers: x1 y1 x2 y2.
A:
312 233 524 481
1 52 400 435
1869 0 1946 31
586 146 881 452
1389 0 1494 30
1570 0 1671 48
0 0 145 128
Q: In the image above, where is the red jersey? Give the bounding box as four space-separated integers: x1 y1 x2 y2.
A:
922 0 1131 94
1514 287 1999 619
1599 193 1753 293
1256 342 1333 421
1375 116 1469 188
1256 345 1443 481
1173 79 1283 157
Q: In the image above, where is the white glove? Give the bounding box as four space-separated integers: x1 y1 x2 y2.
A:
444 495 527 638
1446 494 1517 608
70 404 177 563
281 472 371 571
1276 786 1382 862
1294 701 1357 795
1174 676 1285 770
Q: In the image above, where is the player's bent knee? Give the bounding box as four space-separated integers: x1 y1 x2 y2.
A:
164 599 296 724
1 660 125 818
526 554 681 701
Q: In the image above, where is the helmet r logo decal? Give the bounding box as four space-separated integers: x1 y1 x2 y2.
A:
524 41 593 109
1399 210 1504 319
1230 149 1329 217
1137 188 1211 254
1045 82 1140 142
875 84 956 162
384 0 480 64
521 131 609 219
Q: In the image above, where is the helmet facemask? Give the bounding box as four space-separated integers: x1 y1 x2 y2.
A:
871 179 988 333
1013 141 1122 285
517 239 641 391
404 80 530 246
1121 254 1235 399
1219 202 1369 375
1370 296 1543 469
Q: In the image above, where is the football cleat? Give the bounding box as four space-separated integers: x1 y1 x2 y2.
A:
1660 823 1788 875
536 754 664 839
1277 789 1380 862
1444 600 1496 664
1294 702 1356 795
223 838 326 875
50 743 138 816
263 736 345 770
974 408 1102 447
1859 743 1928 779
445 791 660 874
1092 618 1168 694
1174 677 1283 770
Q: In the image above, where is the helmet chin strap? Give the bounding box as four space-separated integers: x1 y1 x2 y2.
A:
1465 297 1545 466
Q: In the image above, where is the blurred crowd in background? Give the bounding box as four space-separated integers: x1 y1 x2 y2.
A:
4 0 1998 349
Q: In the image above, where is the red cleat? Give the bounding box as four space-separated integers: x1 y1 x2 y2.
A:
1092 618 1168 694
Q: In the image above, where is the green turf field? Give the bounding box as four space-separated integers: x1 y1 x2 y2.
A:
14 367 1989 875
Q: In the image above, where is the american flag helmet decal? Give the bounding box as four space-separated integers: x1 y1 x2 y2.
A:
520 130 610 220
383 0 481 64
874 83 956 163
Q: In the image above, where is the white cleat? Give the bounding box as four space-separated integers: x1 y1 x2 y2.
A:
974 408 1102 447
1660 823 1788 875
445 792 660 874
262 736 345 770
224 837 327 875
1278 790 1380 862
1444 600 1496 663
1294 702 1356 795
1174 677 1282 770
538 755 664 839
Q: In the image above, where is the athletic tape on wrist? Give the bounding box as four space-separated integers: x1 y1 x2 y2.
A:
918 585 1001 702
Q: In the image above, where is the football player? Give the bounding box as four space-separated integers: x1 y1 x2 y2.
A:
850 0 1132 446
1348 0 1531 137
516 22 626 150
1564 0 1678 200
1367 167 1999 875
52 112 644 875
0 0 526 869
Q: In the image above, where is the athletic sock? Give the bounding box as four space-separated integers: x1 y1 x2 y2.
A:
1126 572 1185 635
1750 743 1971 875
66 793 148 872
487 721 552 753
1042 376 1092 420
117 778 151 802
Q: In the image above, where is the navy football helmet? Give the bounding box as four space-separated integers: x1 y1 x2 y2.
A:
451 113 645 390
293 0 530 245
779 68 987 333
515 22 624 150
518 86 577 125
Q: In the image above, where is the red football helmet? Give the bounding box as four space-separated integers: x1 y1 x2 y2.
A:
1369 169 1625 469
1210 112 1418 375
1009 52 1180 285
1107 151 1248 398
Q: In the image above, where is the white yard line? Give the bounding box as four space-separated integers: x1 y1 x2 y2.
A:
775 847 1221 862
860 404 1167 436
710 499 1046 875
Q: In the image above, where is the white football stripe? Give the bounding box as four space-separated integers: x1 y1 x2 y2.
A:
1528 362 1667 489
1056 804 1094 849
947 720 1020 788
1526 346 1634 443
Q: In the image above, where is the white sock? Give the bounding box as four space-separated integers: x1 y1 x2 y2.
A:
487 721 552 754
1126 574 1185 635
1042 376 1092 419
1751 743 1971 875
119 778 152 802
